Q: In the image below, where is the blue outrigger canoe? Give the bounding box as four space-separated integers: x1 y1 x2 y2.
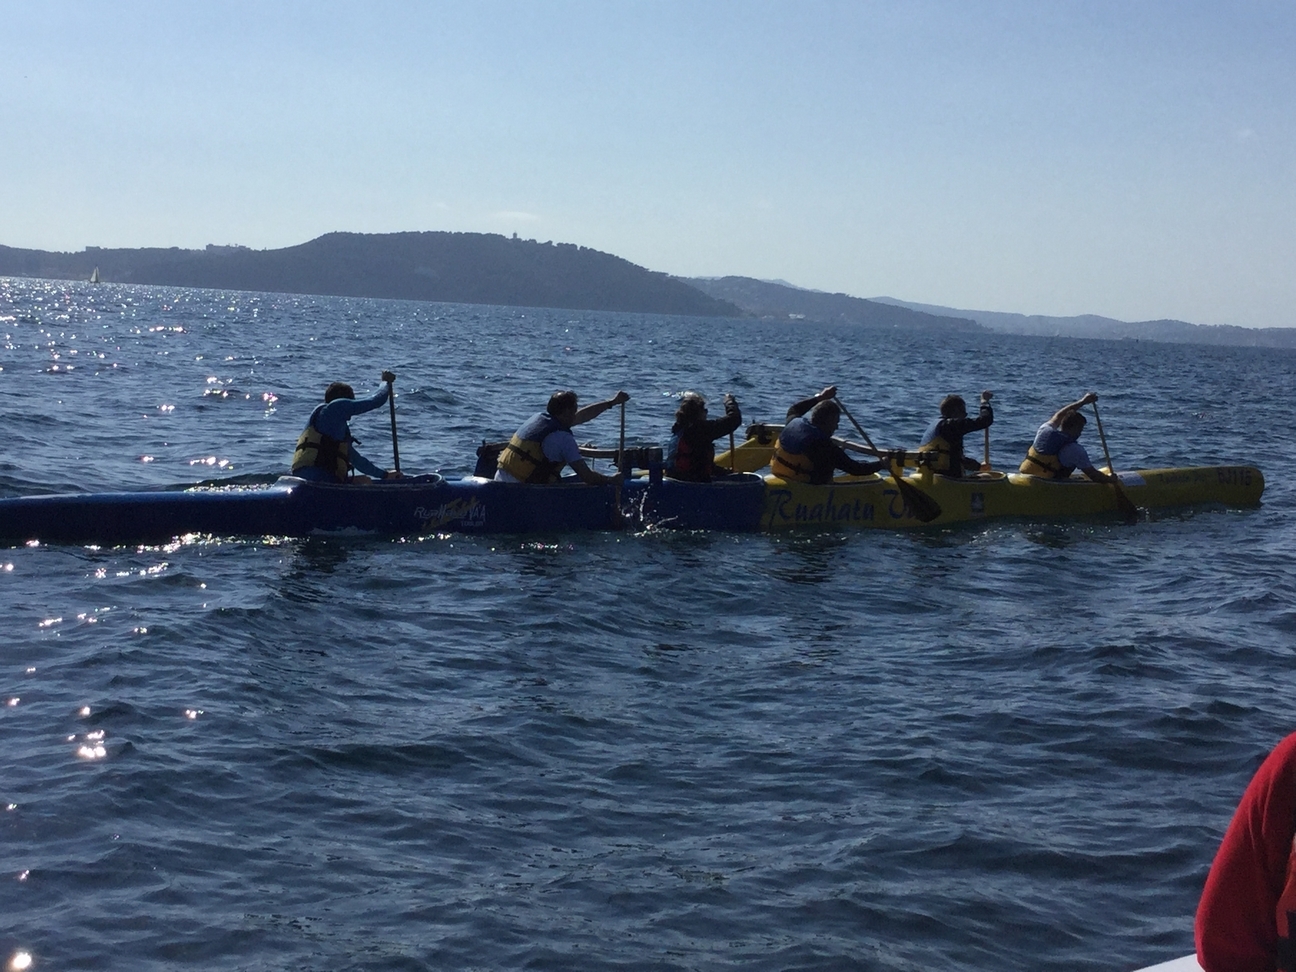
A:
0 471 770 546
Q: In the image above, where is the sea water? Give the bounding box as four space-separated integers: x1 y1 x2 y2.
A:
1 276 1293 971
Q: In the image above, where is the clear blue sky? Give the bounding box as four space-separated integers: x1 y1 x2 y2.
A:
4 1 1293 327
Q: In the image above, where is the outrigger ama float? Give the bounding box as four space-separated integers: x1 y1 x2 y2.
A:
0 434 1265 547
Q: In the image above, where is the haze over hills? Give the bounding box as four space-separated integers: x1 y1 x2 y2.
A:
682 276 985 335
687 277 1296 349
0 232 740 318
868 297 1296 349
3 231 1291 348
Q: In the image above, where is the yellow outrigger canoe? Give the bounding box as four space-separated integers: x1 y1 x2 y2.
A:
715 435 1264 530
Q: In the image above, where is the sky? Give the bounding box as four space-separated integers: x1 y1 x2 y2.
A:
3 0 1294 328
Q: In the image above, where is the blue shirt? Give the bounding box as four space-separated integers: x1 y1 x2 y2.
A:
1031 422 1094 473
296 385 391 481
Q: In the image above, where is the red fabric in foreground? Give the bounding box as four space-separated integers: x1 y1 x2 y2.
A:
1196 733 1296 972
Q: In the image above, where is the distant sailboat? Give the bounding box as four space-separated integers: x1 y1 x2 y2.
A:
89 267 101 284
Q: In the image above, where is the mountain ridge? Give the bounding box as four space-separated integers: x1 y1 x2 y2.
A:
4 232 1291 347
688 276 1296 348
868 296 1296 349
681 275 985 335
0 232 741 318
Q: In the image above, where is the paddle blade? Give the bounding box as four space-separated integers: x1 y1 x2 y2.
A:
893 469 942 523
1112 480 1139 525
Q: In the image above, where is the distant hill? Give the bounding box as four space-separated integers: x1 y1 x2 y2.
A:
0 232 742 318
870 297 1296 349
683 276 986 334
10 232 1287 346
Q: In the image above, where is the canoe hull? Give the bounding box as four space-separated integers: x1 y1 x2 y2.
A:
0 473 770 546
0 485 301 547
0 465 1263 546
761 466 1264 530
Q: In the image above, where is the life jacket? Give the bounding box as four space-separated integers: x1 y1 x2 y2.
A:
291 403 351 482
665 425 715 482
1019 425 1077 479
771 417 825 482
916 420 957 475
497 412 567 484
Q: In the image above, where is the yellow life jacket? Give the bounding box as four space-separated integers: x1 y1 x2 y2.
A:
1019 426 1075 479
1020 448 1065 478
915 433 955 475
291 405 351 482
497 413 566 484
770 418 820 482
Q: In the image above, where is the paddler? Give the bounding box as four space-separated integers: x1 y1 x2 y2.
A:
1018 392 1119 483
665 391 742 482
291 371 402 484
495 389 630 485
914 391 994 477
771 386 894 483
1195 731 1296 972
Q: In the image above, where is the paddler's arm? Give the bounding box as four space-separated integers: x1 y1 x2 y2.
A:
569 459 619 486
1062 438 1115 483
341 383 391 417
346 446 394 482
704 394 742 439
571 390 630 426
1046 391 1098 428
969 391 994 431
835 438 911 463
836 452 884 477
1079 465 1117 484
833 445 903 477
944 393 995 437
785 385 837 422
549 429 617 485
314 387 390 439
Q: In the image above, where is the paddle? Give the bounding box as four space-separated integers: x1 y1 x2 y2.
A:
834 398 942 523
983 425 991 471
838 439 911 463
729 429 737 474
618 399 626 476
613 400 626 528
1091 400 1138 523
383 370 400 475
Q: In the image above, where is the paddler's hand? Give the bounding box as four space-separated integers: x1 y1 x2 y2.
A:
1081 391 1098 405
888 449 907 468
980 390 994 403
381 370 396 383
610 390 630 406
820 385 837 402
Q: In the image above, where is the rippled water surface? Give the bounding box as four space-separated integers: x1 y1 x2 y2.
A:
2 277 1295 971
